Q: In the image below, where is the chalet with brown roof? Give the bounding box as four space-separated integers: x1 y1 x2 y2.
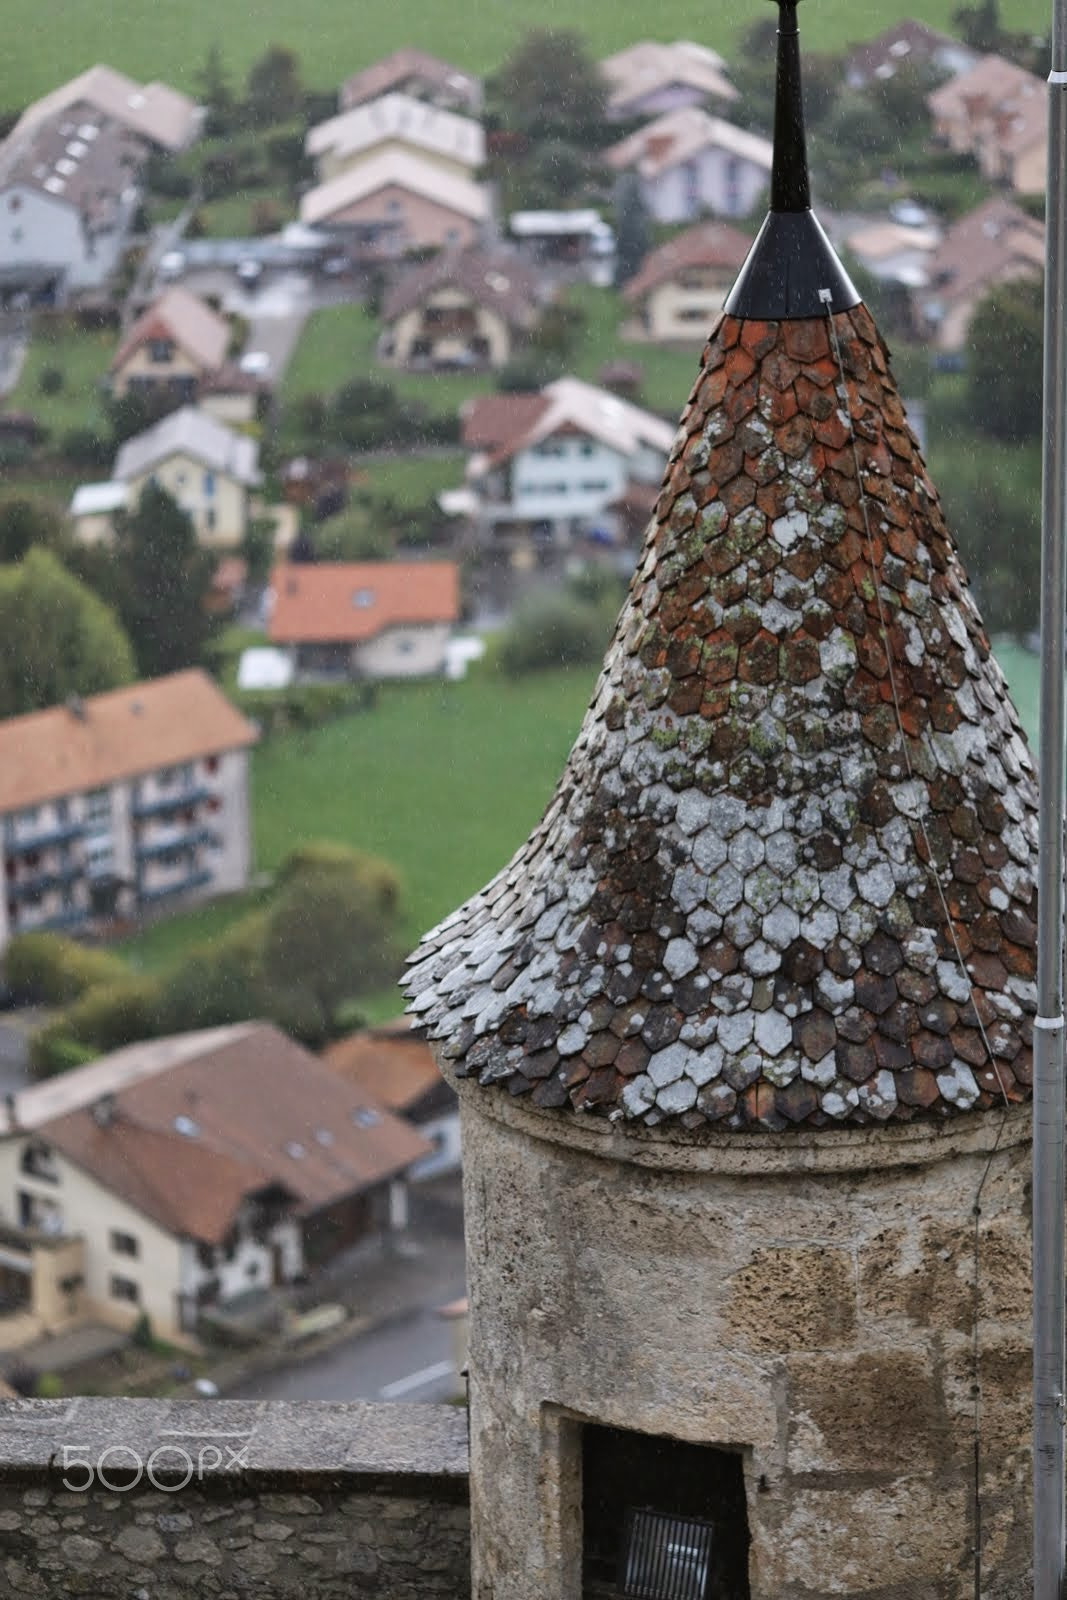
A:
0 66 200 299
0 1024 430 1344
0 670 256 950
340 49 482 116
917 194 1044 350
456 376 673 546
845 19 978 87
621 221 752 342
928 52 1046 193
380 250 543 370
606 107 772 224
110 287 230 403
267 561 460 680
600 40 738 121
300 147 489 257
325 1019 460 1178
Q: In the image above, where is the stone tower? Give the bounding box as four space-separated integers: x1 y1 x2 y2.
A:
406 5 1039 1596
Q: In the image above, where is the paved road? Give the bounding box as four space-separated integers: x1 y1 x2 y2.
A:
228 1296 466 1404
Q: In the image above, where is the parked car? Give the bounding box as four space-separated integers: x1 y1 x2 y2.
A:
235 258 263 287
239 350 271 377
158 250 186 281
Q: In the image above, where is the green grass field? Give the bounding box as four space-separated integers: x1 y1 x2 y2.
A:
7 323 114 440
119 666 597 1010
354 453 467 509
1 1 1052 111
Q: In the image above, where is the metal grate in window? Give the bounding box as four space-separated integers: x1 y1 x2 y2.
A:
620 1507 714 1600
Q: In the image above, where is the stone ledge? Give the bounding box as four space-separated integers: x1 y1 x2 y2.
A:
0 1398 469 1492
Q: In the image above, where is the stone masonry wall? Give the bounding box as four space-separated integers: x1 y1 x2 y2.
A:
458 1089 1033 1600
0 1398 470 1599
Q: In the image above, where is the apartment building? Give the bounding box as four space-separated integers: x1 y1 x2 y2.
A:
0 671 256 950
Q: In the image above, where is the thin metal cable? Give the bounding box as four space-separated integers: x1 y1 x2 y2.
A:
821 295 1014 1600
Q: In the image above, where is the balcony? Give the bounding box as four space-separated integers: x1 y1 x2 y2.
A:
131 784 211 820
138 867 213 904
7 863 82 902
135 826 216 863
5 820 85 856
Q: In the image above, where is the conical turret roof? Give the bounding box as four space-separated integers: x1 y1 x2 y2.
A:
404 10 1038 1133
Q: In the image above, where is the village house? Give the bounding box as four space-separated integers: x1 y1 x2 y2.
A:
0 671 255 950
324 1019 460 1180
508 209 616 281
0 65 199 301
267 560 460 680
340 48 482 116
300 147 489 257
306 93 484 187
843 217 941 289
456 377 673 545
845 17 978 86
600 39 738 121
0 1023 430 1348
109 405 261 545
379 249 543 370
928 52 1047 194
606 107 773 224
109 286 230 404
620 219 752 342
916 193 1045 351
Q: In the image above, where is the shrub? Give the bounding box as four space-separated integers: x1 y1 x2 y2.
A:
231 681 373 737
38 366 65 396
277 840 401 915
154 913 267 1034
56 975 162 1055
28 1032 99 1079
497 591 607 676
4 933 128 1005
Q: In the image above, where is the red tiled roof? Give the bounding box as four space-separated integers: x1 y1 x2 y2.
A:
460 392 550 452
0 670 257 815
268 562 460 645
623 222 753 305
325 1020 443 1114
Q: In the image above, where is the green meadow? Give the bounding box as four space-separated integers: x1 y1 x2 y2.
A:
2 0 1052 113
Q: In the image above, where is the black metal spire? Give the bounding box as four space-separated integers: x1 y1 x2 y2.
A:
725 0 859 320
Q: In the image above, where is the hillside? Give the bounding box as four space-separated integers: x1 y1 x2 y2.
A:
1 0 1052 113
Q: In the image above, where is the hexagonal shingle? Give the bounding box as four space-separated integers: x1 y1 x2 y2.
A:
404 305 1038 1133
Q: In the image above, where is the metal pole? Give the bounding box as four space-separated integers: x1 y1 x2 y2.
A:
1034 1 1067 1593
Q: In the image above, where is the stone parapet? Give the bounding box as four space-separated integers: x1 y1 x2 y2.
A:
0 1398 470 1598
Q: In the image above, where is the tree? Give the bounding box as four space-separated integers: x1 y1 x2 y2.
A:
0 549 135 717
314 506 396 562
966 276 1043 444
196 42 234 135
246 45 302 128
488 31 610 148
933 439 1040 636
0 495 66 564
259 846 401 1043
953 0 1003 50
108 483 218 677
614 173 651 287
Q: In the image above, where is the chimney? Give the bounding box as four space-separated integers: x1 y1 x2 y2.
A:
91 1093 117 1128
65 694 86 722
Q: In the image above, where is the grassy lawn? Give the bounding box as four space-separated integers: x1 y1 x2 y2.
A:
279 303 494 443
353 452 467 508
0 0 1050 110
193 192 295 239
7 321 114 440
114 666 595 1015
280 284 702 452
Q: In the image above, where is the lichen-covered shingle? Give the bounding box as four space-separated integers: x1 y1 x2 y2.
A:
405 304 1038 1130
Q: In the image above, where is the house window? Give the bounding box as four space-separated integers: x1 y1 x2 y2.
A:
110 1275 140 1303
20 1143 59 1183
148 338 173 363
205 756 219 776
205 507 216 532
203 471 216 497
353 588 376 608
110 1230 139 1258
85 788 111 827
